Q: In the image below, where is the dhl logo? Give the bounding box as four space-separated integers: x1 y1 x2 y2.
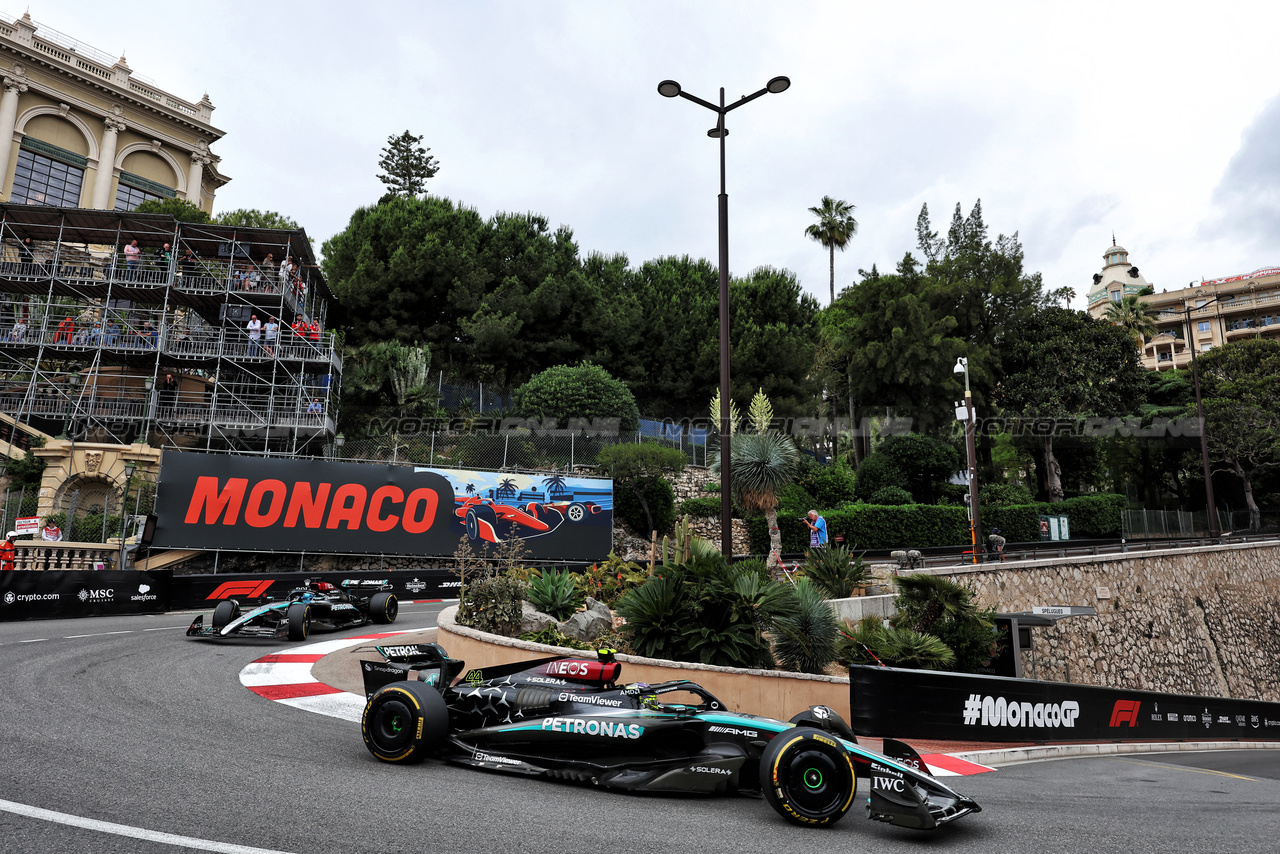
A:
206 580 273 600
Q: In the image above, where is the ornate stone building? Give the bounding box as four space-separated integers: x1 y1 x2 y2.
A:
1086 240 1280 371
0 11 228 213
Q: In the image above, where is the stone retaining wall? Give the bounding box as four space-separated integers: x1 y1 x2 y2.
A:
438 605 850 721
936 539 1280 702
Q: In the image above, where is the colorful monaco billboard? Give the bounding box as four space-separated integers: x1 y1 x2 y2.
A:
153 452 613 561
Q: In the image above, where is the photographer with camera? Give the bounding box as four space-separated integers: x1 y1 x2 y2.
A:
803 509 828 549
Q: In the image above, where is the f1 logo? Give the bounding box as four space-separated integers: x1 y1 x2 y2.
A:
206 580 273 600
1109 700 1141 727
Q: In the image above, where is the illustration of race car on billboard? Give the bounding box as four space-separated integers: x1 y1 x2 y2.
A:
454 489 608 543
358 643 981 831
187 578 397 640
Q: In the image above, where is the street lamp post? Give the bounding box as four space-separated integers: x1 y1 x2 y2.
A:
117 461 136 570
658 75 790 558
1180 297 1224 537
954 357 981 563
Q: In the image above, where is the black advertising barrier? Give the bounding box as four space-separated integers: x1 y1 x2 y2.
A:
153 452 613 562
170 570 461 611
0 570 172 621
849 664 1280 742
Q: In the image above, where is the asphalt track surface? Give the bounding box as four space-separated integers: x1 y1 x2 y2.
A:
2 606 1278 854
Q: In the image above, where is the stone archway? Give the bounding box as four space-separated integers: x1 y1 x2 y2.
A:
54 473 123 542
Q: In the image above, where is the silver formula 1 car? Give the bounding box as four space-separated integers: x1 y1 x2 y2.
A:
187 579 397 640
359 643 982 830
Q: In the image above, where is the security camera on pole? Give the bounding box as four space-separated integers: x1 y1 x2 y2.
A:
954 357 981 564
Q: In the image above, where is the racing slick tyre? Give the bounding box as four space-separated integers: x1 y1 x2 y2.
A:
565 502 587 523
465 504 498 542
761 728 857 827
286 603 311 641
362 680 449 763
370 591 398 624
211 599 240 629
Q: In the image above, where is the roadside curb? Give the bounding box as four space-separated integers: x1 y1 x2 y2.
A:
954 739 1280 767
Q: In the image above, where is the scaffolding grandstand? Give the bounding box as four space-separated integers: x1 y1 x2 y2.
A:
0 204 339 455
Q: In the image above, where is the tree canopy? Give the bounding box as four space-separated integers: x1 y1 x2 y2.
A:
214 208 301 230
805 195 858 305
133 197 210 223
377 130 440 197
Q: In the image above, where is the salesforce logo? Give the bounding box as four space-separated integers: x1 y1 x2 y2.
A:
131 583 157 603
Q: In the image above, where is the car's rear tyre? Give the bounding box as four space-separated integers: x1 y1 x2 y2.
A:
370 591 398 624
761 729 857 827
212 600 240 629
362 680 449 763
286 603 310 641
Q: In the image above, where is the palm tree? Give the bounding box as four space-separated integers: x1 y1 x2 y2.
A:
712 432 799 575
497 478 518 499
805 196 858 305
542 474 568 498
1104 295 1158 347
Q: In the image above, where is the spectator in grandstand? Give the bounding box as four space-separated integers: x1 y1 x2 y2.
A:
17 237 35 267
307 398 322 415
263 316 279 355
90 320 103 345
308 320 320 343
155 242 172 270
178 247 199 279
55 316 74 344
9 318 26 341
246 314 262 354
279 255 294 289
124 239 141 279
106 320 119 346
161 373 179 412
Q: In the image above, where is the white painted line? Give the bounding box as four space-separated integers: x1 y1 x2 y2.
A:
278 692 367 722
0 796 300 854
144 626 189 631
19 638 48 643
239 662 319 687
64 630 133 639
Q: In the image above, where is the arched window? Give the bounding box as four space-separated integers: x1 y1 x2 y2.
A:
11 140 85 207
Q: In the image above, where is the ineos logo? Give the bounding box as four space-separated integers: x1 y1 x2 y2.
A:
546 660 593 676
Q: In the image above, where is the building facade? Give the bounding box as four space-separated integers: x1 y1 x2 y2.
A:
1086 242 1280 371
0 12 227 214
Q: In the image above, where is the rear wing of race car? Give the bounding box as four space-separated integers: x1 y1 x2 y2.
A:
360 642 465 699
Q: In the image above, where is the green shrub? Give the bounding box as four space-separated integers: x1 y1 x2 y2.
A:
980 504 1040 542
512 363 641 432
936 483 969 505
875 434 961 503
981 483 1034 506
526 569 583 620
456 574 526 636
519 627 592 650
893 573 1000 674
853 452 907 501
837 617 956 670
678 496 722 517
771 579 839 674
869 486 914 506
576 553 648 608
614 475 676 535
616 556 801 669
794 456 857 507
983 493 1125 542
801 545 869 599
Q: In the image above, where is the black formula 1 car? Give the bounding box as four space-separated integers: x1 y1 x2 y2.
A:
359 644 982 830
187 579 398 640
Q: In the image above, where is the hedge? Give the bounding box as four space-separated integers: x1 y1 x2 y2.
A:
748 504 970 553
678 496 722 517
746 493 1126 554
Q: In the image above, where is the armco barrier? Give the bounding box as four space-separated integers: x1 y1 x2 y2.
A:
850 664 1280 742
0 570 172 621
169 569 460 611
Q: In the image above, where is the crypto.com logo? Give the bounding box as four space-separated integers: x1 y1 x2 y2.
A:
206 580 273 600
1109 700 1142 727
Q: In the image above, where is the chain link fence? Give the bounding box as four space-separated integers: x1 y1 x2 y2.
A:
334 422 711 472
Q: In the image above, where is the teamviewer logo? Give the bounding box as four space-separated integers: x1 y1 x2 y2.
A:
963 693 982 725
1110 700 1141 727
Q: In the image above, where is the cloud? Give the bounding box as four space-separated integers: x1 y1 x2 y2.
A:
1208 92 1280 249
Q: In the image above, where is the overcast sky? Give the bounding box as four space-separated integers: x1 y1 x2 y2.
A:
32 1 1280 307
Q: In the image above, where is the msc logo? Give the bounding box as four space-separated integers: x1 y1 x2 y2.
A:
78 588 114 602
206 580 273 600
1109 700 1142 727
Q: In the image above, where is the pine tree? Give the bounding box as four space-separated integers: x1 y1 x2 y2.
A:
376 131 440 197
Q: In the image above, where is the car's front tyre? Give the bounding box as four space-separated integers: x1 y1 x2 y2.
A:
212 599 240 629
761 729 857 827
362 681 449 763
286 603 310 641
